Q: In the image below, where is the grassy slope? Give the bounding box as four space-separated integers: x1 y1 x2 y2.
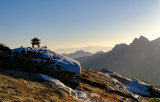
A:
0 68 80 102
0 68 159 102
75 68 159 102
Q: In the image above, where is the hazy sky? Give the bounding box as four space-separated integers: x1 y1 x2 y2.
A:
0 0 160 50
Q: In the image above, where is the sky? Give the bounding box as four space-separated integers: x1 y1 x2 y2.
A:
0 0 160 51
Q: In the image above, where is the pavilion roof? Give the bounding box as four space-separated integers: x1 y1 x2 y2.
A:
31 37 40 41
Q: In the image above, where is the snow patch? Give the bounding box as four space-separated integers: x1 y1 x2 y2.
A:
112 78 125 89
38 74 103 102
106 86 115 91
12 47 81 75
32 58 46 62
76 90 93 102
75 90 102 102
99 69 151 96
38 74 77 97
126 91 141 100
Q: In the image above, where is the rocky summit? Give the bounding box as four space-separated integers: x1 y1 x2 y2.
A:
0 46 81 85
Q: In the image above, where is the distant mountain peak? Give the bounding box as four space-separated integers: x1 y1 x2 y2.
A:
76 36 160 87
95 51 105 54
62 50 93 59
132 38 139 43
130 36 149 46
112 43 128 52
139 35 149 41
55 46 112 54
76 50 85 53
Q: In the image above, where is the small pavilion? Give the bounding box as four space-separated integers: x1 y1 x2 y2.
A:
31 37 41 48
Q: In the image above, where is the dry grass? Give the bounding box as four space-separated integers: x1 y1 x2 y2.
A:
0 71 80 102
87 89 119 102
75 68 122 101
0 67 159 102
74 68 158 102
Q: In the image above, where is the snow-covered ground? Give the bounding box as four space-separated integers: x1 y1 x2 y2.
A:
98 69 151 97
38 74 101 102
38 74 77 97
12 47 81 75
32 58 47 62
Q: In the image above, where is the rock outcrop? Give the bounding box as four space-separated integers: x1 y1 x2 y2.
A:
0 47 81 85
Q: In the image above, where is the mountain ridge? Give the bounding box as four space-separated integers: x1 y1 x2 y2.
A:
62 50 93 59
55 46 112 54
76 36 160 87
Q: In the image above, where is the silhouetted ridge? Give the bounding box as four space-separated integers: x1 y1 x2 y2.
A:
62 50 93 59
151 37 160 45
76 36 160 87
112 43 128 52
130 36 149 47
139 35 149 41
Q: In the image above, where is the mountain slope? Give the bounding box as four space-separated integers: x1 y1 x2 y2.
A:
0 42 160 101
76 68 160 102
62 50 93 59
76 36 160 87
0 68 80 102
1 67 160 102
